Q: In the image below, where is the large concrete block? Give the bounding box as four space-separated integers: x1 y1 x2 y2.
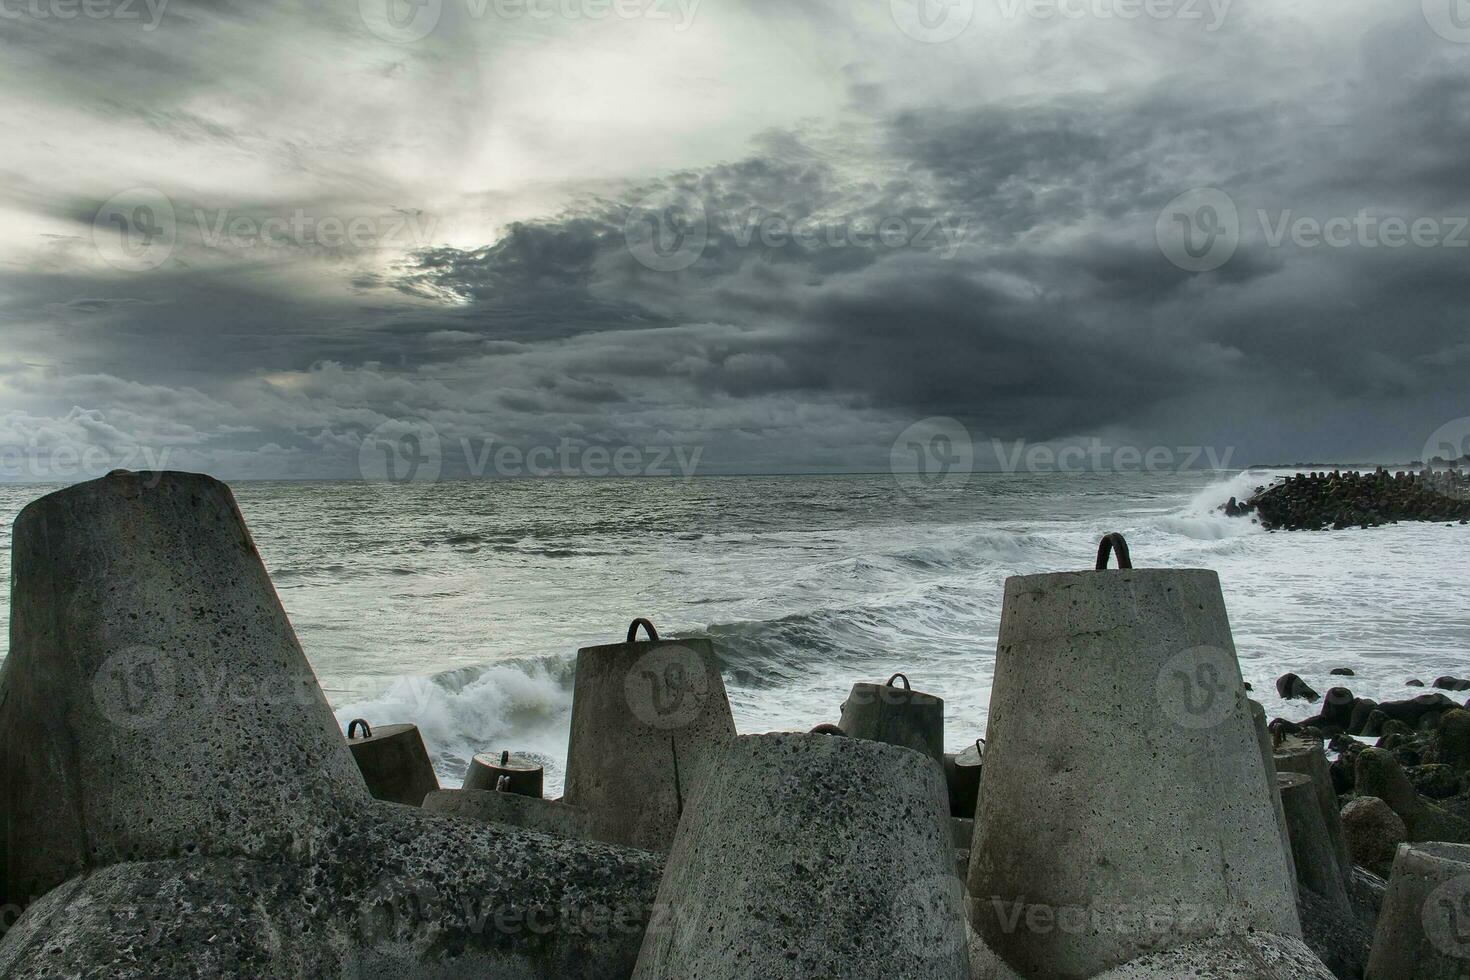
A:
1274 735 1353 895
632 732 968 980
1276 772 1352 915
1366 841 1470 979
463 750 543 797
0 801 664 979
423 788 592 841
0 471 368 911
838 672 945 766
562 619 735 852
969 549 1299 979
1250 699 1300 905
346 720 440 806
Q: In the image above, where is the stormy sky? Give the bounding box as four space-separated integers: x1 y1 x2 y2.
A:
2 0 1469 480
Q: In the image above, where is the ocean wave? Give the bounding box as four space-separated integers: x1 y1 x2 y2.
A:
331 655 576 791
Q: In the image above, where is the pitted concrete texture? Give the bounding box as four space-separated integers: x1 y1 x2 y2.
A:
970 569 1300 980
0 801 664 979
839 678 946 765
563 634 735 852
0 471 369 910
423 789 594 842
1089 933 1335 979
1366 841 1470 979
632 732 968 980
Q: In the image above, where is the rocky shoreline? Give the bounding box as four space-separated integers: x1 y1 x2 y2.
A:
1224 468 1470 530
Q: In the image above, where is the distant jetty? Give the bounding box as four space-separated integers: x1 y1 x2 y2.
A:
1224 469 1470 530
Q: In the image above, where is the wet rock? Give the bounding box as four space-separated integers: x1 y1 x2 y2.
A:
1340 797 1406 879
1406 678 1425 687
1427 708 1470 771
1330 668 1355 676
1347 698 1378 736
1375 693 1456 729
1353 747 1470 843
1278 673 1322 702
1432 676 1470 691
1407 763 1462 800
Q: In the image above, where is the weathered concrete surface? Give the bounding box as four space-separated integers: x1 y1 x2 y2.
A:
1275 735 1354 894
1277 772 1352 915
1297 877 1374 980
463 751 544 797
1366 841 1470 979
970 568 1299 980
563 626 735 852
423 789 593 842
0 802 664 979
633 733 968 980
838 673 945 766
0 471 369 911
1089 933 1335 979
348 722 440 806
1252 699 1300 905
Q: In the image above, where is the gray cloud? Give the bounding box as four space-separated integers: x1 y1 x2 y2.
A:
1 0 1468 480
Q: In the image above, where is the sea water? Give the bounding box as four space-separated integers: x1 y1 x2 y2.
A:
1 470 1465 795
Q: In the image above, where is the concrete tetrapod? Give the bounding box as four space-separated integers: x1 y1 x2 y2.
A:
968 534 1300 980
0 472 667 977
346 719 440 806
423 788 592 840
1250 699 1300 905
1274 734 1354 894
943 739 983 818
562 618 735 852
838 671 946 766
1088 933 1335 979
1277 772 1353 915
463 750 544 797
1366 841 1470 979
632 732 968 980
0 470 369 912
0 801 664 979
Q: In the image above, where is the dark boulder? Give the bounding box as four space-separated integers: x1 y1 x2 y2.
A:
1329 668 1355 676
1278 672 1321 702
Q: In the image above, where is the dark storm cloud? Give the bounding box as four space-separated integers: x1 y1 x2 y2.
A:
2 0 1469 478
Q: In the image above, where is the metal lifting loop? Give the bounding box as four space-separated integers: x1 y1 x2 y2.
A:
1095 532 1132 570
810 723 848 736
347 718 372 740
627 618 660 643
886 672 911 690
